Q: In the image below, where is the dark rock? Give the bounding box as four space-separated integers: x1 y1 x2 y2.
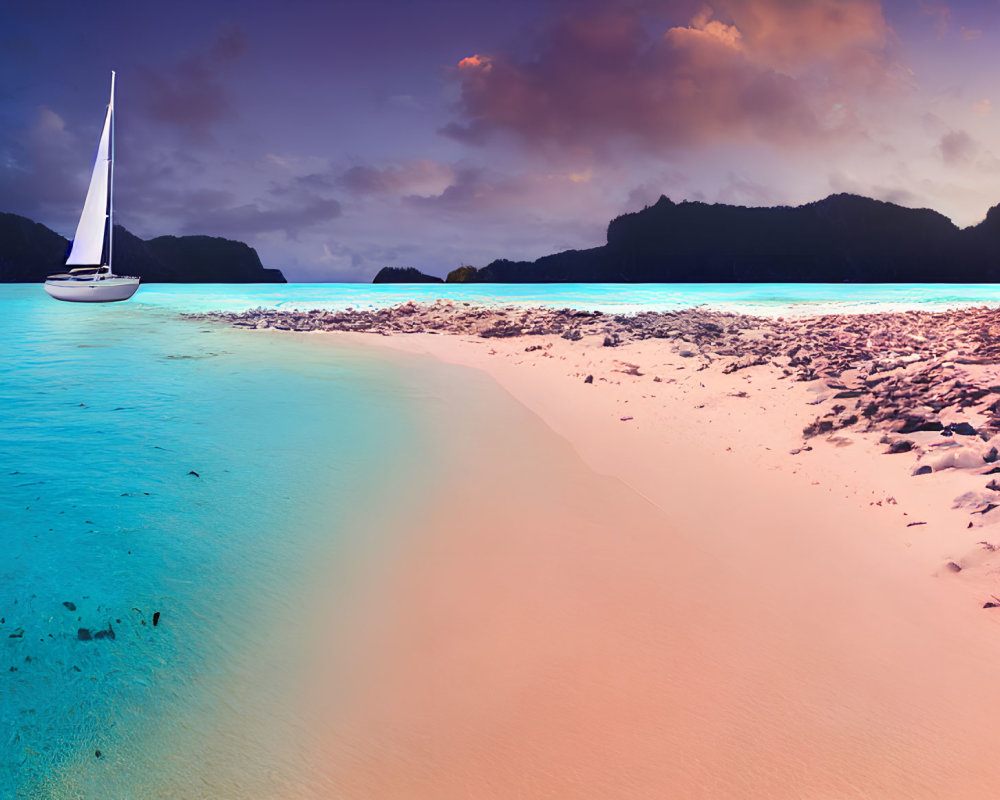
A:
152 612 160 627
445 265 478 283
77 628 92 641
886 440 914 454
913 465 932 475
985 447 999 463
187 470 200 477
949 422 978 436
896 417 939 434
372 267 443 284
584 375 593 384
62 601 76 611
93 624 115 640
984 602 1000 608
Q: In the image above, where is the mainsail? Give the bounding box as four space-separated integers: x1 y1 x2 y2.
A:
66 81 113 266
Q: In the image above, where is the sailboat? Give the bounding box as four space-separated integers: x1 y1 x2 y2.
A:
44 72 139 302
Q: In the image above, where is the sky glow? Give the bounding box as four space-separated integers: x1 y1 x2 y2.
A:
3 0 1000 280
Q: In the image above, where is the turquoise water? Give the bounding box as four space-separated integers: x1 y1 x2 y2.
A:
133 282 1000 316
0 285 442 796
4 280 999 795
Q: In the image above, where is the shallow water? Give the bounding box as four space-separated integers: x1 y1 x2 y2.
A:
133 281 1000 316
4 279 1000 795
0 286 440 796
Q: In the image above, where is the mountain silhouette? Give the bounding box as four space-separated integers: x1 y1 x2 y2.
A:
0 212 285 283
446 194 1000 283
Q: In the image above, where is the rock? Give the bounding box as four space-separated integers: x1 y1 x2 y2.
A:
949 422 978 436
913 465 932 475
678 348 695 357
188 470 200 477
372 267 443 283
946 560 961 570
985 447 999 463
896 416 943 434
93 624 115 640
584 375 593 384
886 440 914 454
153 612 160 627
445 265 478 283
62 601 76 611
77 628 92 641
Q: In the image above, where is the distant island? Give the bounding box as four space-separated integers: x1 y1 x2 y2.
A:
373 266 443 284
373 194 1000 284
0 212 285 283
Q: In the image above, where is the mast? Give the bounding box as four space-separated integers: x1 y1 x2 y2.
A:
107 71 115 275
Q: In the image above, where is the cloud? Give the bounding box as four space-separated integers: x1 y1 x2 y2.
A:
938 129 977 166
0 105 92 229
444 0 895 154
181 196 342 238
336 160 454 196
138 26 247 141
919 2 951 37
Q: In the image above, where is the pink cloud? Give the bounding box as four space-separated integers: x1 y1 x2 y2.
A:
445 0 895 153
337 160 454 196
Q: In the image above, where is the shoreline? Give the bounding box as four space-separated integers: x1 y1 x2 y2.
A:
194 302 1000 796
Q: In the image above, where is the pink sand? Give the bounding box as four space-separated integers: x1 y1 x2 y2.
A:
287 329 1000 798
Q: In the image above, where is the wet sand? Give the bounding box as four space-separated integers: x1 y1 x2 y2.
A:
195 303 1000 797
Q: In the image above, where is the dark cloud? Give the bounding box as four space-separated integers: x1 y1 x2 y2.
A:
181 196 342 238
138 26 247 141
0 106 90 231
444 0 893 153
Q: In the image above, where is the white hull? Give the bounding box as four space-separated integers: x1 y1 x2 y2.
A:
44 276 140 303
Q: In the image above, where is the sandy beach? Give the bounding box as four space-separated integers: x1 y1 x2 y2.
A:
198 302 1000 797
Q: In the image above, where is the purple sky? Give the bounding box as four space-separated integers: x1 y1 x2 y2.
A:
3 0 1000 280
